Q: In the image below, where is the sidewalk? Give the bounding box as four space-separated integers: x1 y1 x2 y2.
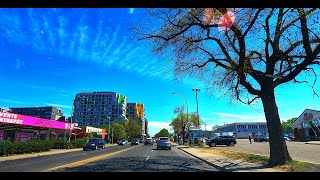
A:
177 146 285 172
0 143 118 162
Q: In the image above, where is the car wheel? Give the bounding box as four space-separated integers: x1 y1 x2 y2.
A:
95 145 98 150
83 148 86 151
102 145 105 149
210 142 216 147
168 147 171 150
157 146 159 150
229 142 235 146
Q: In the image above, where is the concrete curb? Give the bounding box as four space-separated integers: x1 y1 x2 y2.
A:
177 147 230 172
305 142 320 145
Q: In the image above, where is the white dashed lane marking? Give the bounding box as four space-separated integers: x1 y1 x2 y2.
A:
145 156 150 161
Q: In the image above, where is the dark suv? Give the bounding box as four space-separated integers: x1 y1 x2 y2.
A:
206 136 237 147
254 134 269 142
83 138 105 151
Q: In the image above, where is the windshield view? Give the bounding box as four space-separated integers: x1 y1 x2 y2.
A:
0 8 319 172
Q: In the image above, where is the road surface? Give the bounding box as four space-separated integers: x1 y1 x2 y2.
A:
0 144 219 172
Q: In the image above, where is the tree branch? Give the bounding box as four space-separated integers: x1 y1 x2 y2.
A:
243 8 263 37
274 44 320 87
298 8 313 56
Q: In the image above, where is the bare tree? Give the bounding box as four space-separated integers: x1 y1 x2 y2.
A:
134 8 320 166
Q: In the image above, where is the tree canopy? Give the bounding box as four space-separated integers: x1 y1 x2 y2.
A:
134 8 320 166
155 128 171 138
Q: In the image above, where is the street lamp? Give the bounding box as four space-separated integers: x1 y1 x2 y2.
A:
108 116 111 143
192 88 200 127
68 105 74 142
172 92 188 144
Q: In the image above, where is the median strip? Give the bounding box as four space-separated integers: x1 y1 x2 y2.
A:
41 146 138 172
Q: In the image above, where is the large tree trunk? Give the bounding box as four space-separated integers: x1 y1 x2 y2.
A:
261 89 292 166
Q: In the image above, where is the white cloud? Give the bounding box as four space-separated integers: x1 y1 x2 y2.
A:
147 121 171 136
201 112 266 126
0 99 26 105
212 112 265 120
44 102 72 109
129 8 135 14
0 9 176 83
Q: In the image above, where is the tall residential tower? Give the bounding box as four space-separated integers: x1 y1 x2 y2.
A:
72 92 127 127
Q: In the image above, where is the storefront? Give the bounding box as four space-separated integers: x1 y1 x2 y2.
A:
292 109 320 140
0 111 74 142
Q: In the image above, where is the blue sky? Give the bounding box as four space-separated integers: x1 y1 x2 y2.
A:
0 8 319 137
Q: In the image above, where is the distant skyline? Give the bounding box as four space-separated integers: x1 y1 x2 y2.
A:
0 8 320 136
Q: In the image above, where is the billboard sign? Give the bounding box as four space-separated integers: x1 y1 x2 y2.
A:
0 112 74 130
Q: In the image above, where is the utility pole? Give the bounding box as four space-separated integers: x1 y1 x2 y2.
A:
192 88 200 127
68 105 74 142
108 116 111 143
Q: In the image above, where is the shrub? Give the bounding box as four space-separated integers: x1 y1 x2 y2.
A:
51 140 74 149
71 138 88 148
0 140 52 156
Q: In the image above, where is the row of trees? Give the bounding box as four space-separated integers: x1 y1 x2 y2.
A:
170 106 201 144
99 118 143 143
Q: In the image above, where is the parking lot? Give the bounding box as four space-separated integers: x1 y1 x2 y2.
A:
207 139 320 164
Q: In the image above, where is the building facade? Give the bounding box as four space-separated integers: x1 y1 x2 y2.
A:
292 109 320 140
217 122 268 138
126 103 146 136
8 106 63 120
72 92 127 127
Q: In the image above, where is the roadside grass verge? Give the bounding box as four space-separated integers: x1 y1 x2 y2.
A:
203 147 320 172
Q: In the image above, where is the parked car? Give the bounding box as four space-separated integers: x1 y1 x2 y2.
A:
206 136 237 147
157 137 172 150
144 138 153 145
118 139 128 145
139 138 144 143
83 138 105 151
254 134 269 142
131 139 139 145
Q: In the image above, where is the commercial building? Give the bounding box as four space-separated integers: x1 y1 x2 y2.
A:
0 110 74 142
8 106 63 120
292 109 320 140
216 122 268 138
72 92 127 127
126 103 146 136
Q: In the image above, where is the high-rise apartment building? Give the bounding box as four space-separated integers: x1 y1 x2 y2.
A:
126 103 145 135
8 106 63 120
72 92 127 127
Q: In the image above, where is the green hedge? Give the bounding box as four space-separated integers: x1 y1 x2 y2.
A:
0 138 90 156
0 140 52 156
71 138 89 148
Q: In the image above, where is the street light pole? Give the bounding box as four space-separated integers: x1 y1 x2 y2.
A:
108 116 111 144
172 92 188 145
192 88 200 127
68 105 74 142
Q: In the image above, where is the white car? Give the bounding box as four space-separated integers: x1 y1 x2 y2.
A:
284 136 290 141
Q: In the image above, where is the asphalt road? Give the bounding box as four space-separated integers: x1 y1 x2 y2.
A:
0 144 219 172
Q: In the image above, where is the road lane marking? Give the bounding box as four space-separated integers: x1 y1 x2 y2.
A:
145 156 150 161
41 146 138 172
